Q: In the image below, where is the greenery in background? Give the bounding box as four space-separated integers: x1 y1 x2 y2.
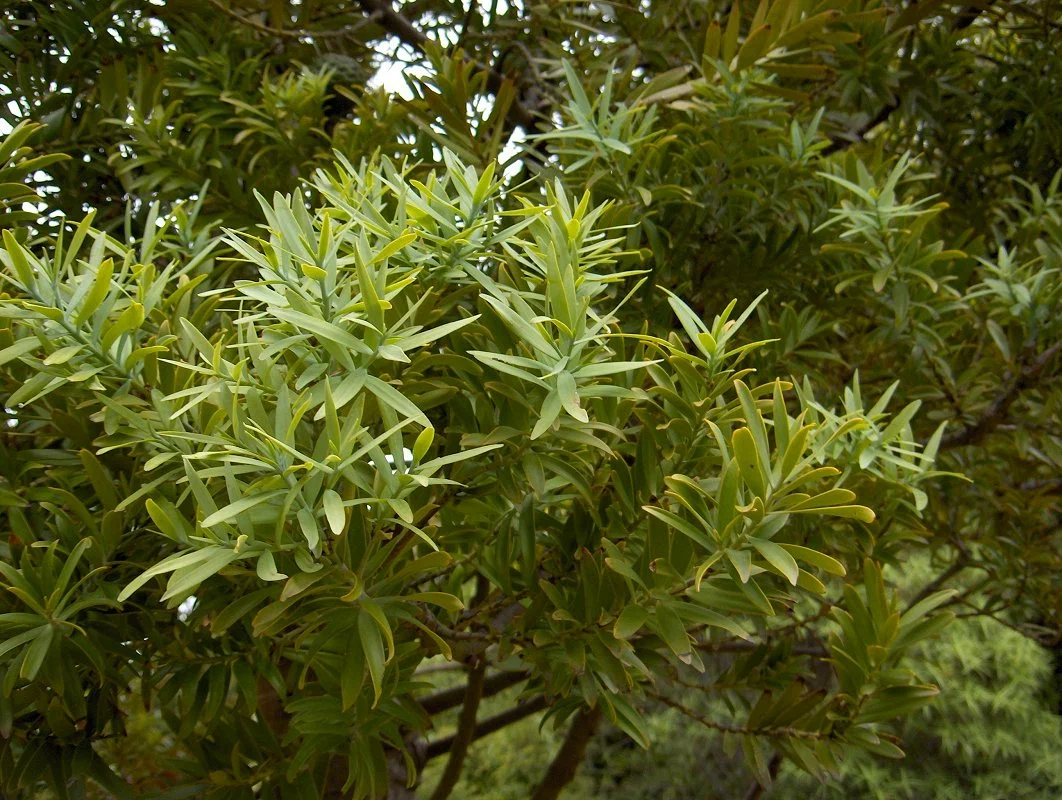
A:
408 557 1062 799
0 1 1059 799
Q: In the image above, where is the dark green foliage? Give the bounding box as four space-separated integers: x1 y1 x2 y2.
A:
0 2 1059 799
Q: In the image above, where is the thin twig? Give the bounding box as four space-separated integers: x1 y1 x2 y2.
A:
205 0 379 39
648 691 828 740
941 339 1062 449
354 0 538 128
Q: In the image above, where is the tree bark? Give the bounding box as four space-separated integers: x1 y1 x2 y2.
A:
743 753 782 800
529 706 602 800
418 669 529 715
428 659 487 800
424 695 549 761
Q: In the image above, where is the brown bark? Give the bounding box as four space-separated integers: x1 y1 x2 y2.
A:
418 669 530 715
743 753 782 800
428 659 487 800
529 706 602 800
424 695 549 762
255 673 289 738
940 340 1062 449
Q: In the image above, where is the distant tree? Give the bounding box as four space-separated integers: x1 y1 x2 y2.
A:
0 2 1059 798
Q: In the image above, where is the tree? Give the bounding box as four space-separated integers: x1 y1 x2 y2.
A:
0 1 1059 798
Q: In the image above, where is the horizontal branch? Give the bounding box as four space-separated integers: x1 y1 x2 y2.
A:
205 0 379 39
424 695 549 761
648 691 827 741
419 670 530 716
696 641 828 658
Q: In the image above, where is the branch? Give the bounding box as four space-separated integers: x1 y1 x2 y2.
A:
823 1 999 155
648 691 828 741
696 640 828 658
418 669 530 716
743 753 783 800
205 0 379 39
941 339 1062 449
429 659 486 800
423 695 549 761
904 557 969 613
822 99 901 156
355 0 538 129
529 706 602 800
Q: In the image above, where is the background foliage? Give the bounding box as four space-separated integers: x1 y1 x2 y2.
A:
1 1 1059 798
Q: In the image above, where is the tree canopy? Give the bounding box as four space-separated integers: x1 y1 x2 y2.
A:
0 1 1059 798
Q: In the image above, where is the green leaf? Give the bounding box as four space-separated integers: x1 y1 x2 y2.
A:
100 302 144 351
162 548 243 601
412 426 434 463
0 337 40 367
732 427 766 497
323 489 345 535
727 548 752 583
750 538 799 585
359 611 385 707
201 491 284 529
402 592 464 614
256 551 287 582
118 548 224 602
653 604 692 662
210 588 273 636
614 605 649 639
643 506 715 551
780 544 846 576
360 598 395 661
556 371 588 423
789 504 876 523
673 600 751 641
532 390 563 439
75 257 114 325
364 375 429 427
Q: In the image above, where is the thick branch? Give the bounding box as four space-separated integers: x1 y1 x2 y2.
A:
424 695 549 761
529 706 602 800
429 659 487 800
419 669 530 716
941 339 1061 449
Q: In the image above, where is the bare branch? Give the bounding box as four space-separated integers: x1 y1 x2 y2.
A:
529 706 602 800
424 695 549 761
429 659 487 800
419 669 530 716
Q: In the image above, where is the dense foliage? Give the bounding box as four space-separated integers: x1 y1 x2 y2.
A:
0 1 1059 798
